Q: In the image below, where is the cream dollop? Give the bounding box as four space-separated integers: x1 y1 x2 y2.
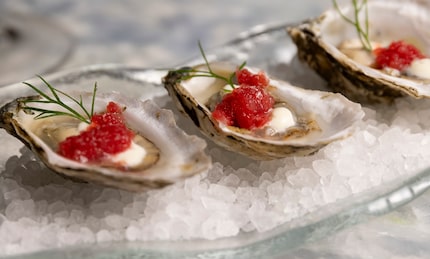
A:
110 142 147 167
267 107 295 133
406 58 430 80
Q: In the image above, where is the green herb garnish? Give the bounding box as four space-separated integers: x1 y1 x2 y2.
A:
333 0 372 51
23 76 97 124
178 41 247 90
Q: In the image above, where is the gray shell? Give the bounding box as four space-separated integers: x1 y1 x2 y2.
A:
288 1 430 104
0 92 211 192
163 62 364 160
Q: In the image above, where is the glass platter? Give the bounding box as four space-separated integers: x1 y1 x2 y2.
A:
1 22 430 259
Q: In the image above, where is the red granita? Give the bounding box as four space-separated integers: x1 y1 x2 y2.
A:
236 68 269 88
213 83 274 130
212 94 235 126
374 40 425 71
232 85 274 129
58 102 134 163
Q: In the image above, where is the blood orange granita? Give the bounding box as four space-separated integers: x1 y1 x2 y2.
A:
236 68 270 87
58 101 135 163
212 68 275 130
373 40 426 71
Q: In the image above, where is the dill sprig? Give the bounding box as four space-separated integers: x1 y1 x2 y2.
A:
333 0 372 51
178 41 247 90
23 75 97 124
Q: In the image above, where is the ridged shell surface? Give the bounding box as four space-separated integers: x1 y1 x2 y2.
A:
164 62 364 160
288 1 430 104
0 92 211 191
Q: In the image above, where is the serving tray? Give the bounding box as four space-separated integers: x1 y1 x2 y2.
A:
1 22 430 259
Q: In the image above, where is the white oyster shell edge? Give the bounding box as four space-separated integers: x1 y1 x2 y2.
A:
316 1 430 98
8 91 211 187
175 62 364 152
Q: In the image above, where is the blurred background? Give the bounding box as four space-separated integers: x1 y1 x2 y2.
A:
0 0 330 78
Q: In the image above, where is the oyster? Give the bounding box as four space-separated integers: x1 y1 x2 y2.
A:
163 62 364 160
0 91 211 191
288 0 430 104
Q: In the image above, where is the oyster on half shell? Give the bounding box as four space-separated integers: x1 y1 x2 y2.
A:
288 0 430 104
0 91 211 191
163 62 364 160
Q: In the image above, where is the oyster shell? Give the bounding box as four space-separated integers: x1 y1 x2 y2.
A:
288 0 430 104
163 62 364 160
0 92 211 191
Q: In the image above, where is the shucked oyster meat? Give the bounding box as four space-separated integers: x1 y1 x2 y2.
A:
288 0 430 104
0 90 211 192
163 62 364 160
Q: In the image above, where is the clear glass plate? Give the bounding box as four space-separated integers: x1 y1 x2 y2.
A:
0 12 74 86
1 22 430 259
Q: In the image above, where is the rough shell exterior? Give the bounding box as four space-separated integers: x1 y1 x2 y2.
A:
163 62 364 160
0 93 211 192
288 1 430 104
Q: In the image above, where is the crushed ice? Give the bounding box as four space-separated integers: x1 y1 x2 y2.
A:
2 97 430 255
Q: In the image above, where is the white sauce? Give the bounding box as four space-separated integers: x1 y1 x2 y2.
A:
110 142 147 167
267 107 295 133
406 58 430 79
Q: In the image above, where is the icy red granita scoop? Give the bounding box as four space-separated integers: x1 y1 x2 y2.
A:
212 68 274 130
236 68 270 87
58 101 135 163
373 40 426 71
